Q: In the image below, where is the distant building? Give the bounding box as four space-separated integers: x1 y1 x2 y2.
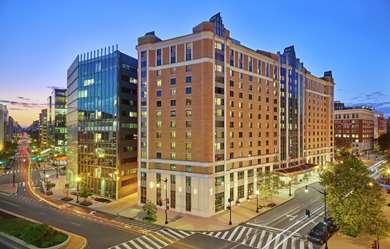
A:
375 112 386 139
47 88 67 154
0 104 8 151
334 107 375 155
7 116 21 143
67 46 138 199
387 117 390 134
334 101 345 110
38 109 48 149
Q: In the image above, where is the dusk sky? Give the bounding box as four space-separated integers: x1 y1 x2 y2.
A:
0 0 389 127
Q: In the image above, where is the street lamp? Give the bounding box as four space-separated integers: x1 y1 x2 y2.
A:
288 177 292 196
75 176 81 203
163 178 169 224
305 185 328 249
256 190 259 213
228 198 233 225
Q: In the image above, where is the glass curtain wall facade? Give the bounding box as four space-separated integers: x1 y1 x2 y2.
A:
66 47 138 199
279 46 305 168
48 88 67 154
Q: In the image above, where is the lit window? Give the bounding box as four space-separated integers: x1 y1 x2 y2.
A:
215 42 222 50
157 79 162 87
171 131 176 138
157 121 162 128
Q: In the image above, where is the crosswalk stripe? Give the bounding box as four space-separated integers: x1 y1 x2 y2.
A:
265 232 274 249
281 235 288 249
248 229 258 247
149 232 170 245
291 237 296 249
109 246 121 249
257 230 267 248
128 240 143 249
234 226 247 242
135 237 154 249
142 235 162 249
166 228 186 239
227 226 240 241
159 229 179 241
273 234 281 248
178 230 192 236
154 230 176 243
300 239 304 249
242 227 253 244
215 231 222 237
121 242 132 249
220 231 229 239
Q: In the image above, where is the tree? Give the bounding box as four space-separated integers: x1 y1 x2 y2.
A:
143 200 157 222
258 172 281 203
378 133 390 151
79 182 92 202
320 156 389 237
335 146 352 161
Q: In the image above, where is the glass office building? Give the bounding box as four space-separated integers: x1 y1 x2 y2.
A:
67 46 138 199
48 88 67 154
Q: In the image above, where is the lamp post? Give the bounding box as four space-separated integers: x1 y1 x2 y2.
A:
164 178 169 224
75 176 81 203
288 177 292 196
228 198 232 225
256 190 259 213
305 185 328 249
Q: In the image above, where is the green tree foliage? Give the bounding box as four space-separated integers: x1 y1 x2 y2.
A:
258 172 281 202
143 200 157 222
334 146 352 161
378 133 390 151
79 182 92 201
320 156 389 237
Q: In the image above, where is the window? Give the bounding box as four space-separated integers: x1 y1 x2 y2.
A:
170 78 176 85
156 90 162 97
186 131 192 138
170 100 176 106
215 42 223 50
185 43 192 61
185 76 192 83
185 87 192 94
156 101 161 107
186 121 192 128
170 45 176 63
156 48 162 66
186 98 192 106
157 79 162 87
185 110 192 117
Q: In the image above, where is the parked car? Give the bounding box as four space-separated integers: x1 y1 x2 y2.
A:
323 217 337 233
308 222 328 244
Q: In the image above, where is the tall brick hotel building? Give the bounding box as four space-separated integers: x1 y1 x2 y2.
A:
137 13 334 216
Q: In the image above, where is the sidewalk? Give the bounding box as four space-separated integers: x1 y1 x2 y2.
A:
46 172 320 231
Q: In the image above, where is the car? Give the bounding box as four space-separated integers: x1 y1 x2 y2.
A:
323 217 337 233
308 222 329 244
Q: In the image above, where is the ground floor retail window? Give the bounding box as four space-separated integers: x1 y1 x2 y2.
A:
186 193 191 211
157 188 162 206
170 190 176 209
238 185 244 199
140 186 146 204
248 183 253 196
215 192 225 212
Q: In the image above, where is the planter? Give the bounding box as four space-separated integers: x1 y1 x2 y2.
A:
0 231 69 249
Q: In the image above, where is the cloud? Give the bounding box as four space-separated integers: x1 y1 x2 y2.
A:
17 96 32 101
0 99 46 108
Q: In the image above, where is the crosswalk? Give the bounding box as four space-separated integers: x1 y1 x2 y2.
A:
108 228 194 249
1 169 21 175
201 225 313 249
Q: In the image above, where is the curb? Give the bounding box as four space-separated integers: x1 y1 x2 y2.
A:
0 208 87 249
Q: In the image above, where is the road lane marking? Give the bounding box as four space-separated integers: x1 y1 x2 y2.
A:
128 240 143 249
257 230 267 248
260 205 324 249
273 211 325 249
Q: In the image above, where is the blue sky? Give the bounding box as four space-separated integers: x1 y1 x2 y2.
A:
0 0 389 126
